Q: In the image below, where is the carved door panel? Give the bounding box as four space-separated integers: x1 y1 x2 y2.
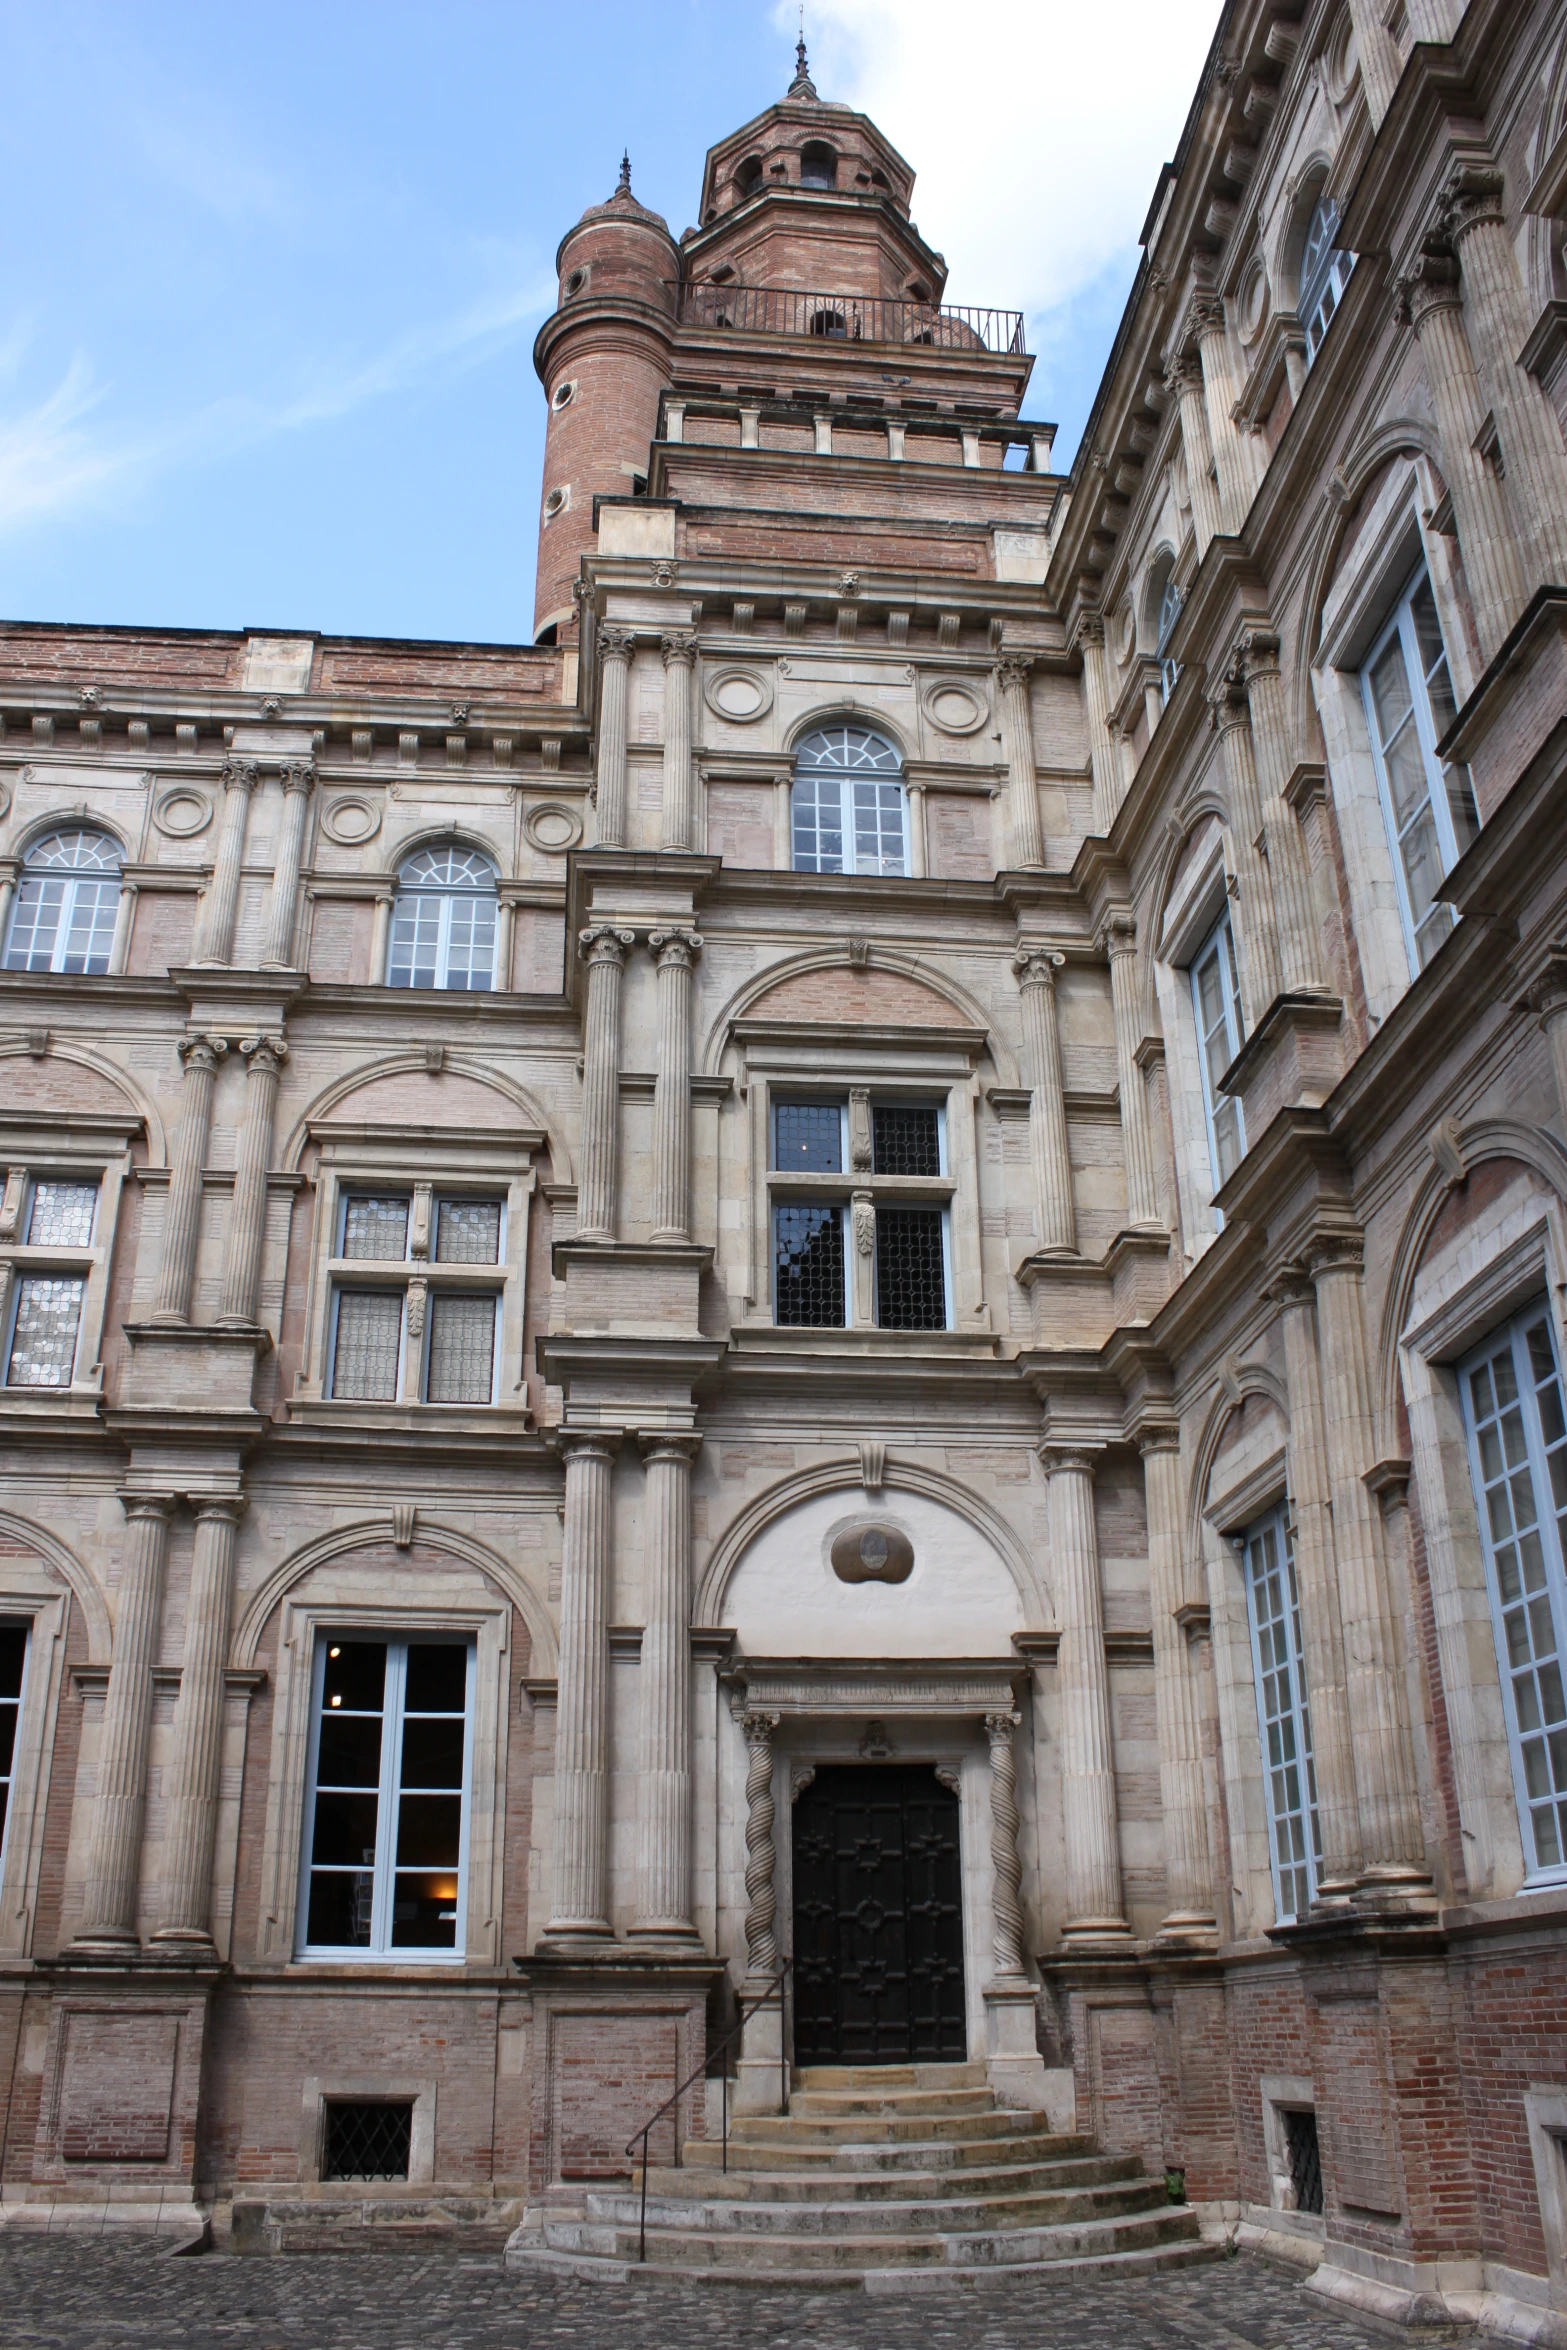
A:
791 1764 966 2065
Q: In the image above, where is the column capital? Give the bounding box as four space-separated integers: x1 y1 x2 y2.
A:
119 1491 178 1524
995 655 1036 692
648 927 703 969
1137 1422 1182 1459
552 1427 622 1464
660 629 697 669
638 1430 702 1465
577 923 635 968
1439 159 1506 247
177 1032 229 1075
278 759 317 797
192 1494 248 1526
598 624 636 663
218 756 261 795
1182 286 1227 343
1163 346 1205 395
1263 1256 1317 1309
1096 908 1137 961
1012 945 1065 990
1037 1441 1102 1481
1236 626 1282 683
239 1032 288 1076
1395 241 1462 330
1522 950 1567 1022
1208 670 1252 735
1072 612 1106 652
733 1699 781 1742
1306 1229 1365 1280
984 1706 1022 1741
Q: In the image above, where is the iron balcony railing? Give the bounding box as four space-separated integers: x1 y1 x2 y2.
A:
675 283 1027 356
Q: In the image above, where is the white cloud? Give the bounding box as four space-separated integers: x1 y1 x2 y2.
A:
780 0 1220 313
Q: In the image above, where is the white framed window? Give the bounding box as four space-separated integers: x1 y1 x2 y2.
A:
386 845 498 991
1360 566 1478 971
1189 912 1246 1195
1156 572 1183 704
1299 197 1354 368
297 1633 475 1958
791 726 908 876
1458 1303 1567 1881
1242 1503 1321 1923
770 1094 951 1329
327 1188 505 1406
0 1622 30 1871
4 829 122 976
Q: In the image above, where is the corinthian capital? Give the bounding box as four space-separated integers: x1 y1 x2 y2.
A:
1237 626 1282 683
278 760 317 797
1097 908 1138 961
996 655 1036 692
1395 241 1462 330
1182 287 1227 342
219 757 260 794
598 624 636 663
1440 161 1506 247
660 630 697 669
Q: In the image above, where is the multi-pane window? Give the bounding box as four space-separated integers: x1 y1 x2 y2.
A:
1156 572 1183 704
299 1635 473 1956
3 829 122 976
791 726 908 876
769 1097 949 1329
1242 1505 1321 1923
1299 197 1355 368
775 1202 847 1327
1360 567 1478 972
386 845 498 991
0 1624 29 1865
874 1208 947 1329
1458 1304 1567 1878
3 1177 100 1390
328 1189 504 1405
1190 912 1246 1194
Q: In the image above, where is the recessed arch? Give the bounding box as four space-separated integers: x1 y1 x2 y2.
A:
0 1040 165 1164
697 943 1018 1086
279 1050 570 1180
0 1509 111 1662
783 703 910 764
1294 415 1448 743
1185 1364 1292 1563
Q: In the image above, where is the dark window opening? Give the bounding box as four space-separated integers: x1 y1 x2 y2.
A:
534 622 558 648
324 2100 413 2182
872 1103 940 1177
775 1101 843 1173
734 157 763 199
811 309 848 339
800 142 837 188
875 1207 947 1330
1284 2108 1323 2215
775 1204 845 1326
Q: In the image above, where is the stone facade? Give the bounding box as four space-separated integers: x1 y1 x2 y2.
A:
0 3 1565 2331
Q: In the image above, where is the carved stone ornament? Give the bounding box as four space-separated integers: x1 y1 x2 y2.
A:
852 1196 876 1257
859 1719 896 1759
934 1763 962 1795
830 1521 915 1585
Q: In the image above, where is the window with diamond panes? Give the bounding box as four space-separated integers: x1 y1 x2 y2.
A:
871 1103 941 1178
0 1625 29 1865
791 725 907 876
323 2101 413 2182
1459 1303 1567 1877
386 844 498 991
26 1181 97 1249
874 1205 948 1330
3 828 121 976
1242 1505 1321 1922
775 1203 845 1326
6 1276 86 1388
435 1198 501 1264
426 1293 496 1404
341 1194 410 1261
300 1636 473 1956
773 1101 844 1174
330 1291 403 1400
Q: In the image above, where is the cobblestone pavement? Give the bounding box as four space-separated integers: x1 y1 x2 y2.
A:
0 2239 1488 2350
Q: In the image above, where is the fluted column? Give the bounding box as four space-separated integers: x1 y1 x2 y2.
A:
1140 1428 1214 1936
739 1706 781 1980
1042 1446 1129 1942
153 1034 228 1322
985 1707 1027 1977
1101 915 1162 1228
660 631 696 851
594 626 635 848
218 1034 286 1326
1077 619 1119 835
1309 1236 1430 1893
632 1434 701 1940
76 1495 176 1945
1269 1264 1361 1895
1346 0 1401 125
261 761 315 969
192 758 258 966
1188 290 1265 530
1443 165 1567 591
1526 957 1567 1117
153 1496 245 1944
997 659 1044 868
1209 676 1282 1025
575 926 633 1242
1399 248 1528 659
1164 350 1222 558
1012 948 1075 1253
649 930 701 1243
1238 631 1324 996
549 1432 619 1939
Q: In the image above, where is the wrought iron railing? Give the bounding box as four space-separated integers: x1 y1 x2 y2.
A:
676 284 1026 355
623 1959 791 2263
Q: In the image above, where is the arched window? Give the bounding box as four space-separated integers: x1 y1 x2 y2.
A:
734 156 763 200
1156 570 1183 703
791 725 907 876
387 844 498 991
810 308 848 339
4 827 121 974
1299 195 1354 367
800 142 837 189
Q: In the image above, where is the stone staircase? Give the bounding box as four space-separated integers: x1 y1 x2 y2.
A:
505 2061 1212 2290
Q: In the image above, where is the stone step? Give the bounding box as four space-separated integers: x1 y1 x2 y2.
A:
536 2203 1202 2273
788 2086 996 2118
587 2178 1167 2238
728 2106 1049 2147
510 2236 1217 2292
683 2126 1089 2173
793 2062 988 2091
647 2151 1145 2202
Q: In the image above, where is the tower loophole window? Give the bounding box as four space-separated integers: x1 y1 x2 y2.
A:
791 725 907 877
563 267 588 299
800 141 837 188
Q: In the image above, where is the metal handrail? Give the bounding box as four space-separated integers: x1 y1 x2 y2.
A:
674 283 1027 356
624 1958 792 2264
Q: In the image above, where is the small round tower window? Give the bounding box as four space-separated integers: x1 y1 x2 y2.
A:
551 380 575 411
563 267 587 298
543 486 569 520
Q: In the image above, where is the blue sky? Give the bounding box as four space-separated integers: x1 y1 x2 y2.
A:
0 0 1221 646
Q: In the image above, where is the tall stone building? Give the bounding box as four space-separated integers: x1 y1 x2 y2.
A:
0 0 1564 2322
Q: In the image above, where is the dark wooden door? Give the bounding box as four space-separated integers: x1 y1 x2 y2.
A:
791 1764 966 2065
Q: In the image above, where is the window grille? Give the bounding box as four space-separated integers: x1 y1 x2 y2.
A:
301 1636 472 1956
1190 913 1246 1194
1459 1304 1567 1875
25 1181 97 1249
341 1195 410 1261
874 1206 948 1330
3 829 121 976
871 1103 941 1177
1242 1506 1321 1922
791 726 906 875
1299 198 1354 367
323 2101 413 2182
434 1199 501 1265
0 1624 29 1862
426 1294 496 1404
331 1292 403 1400
774 1101 844 1173
7 1276 85 1388
1361 568 1477 972
775 1203 845 1326
1283 2109 1323 2215
386 844 498 991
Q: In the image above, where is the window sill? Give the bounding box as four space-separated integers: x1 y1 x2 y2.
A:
734 1324 998 1358
286 1397 534 1436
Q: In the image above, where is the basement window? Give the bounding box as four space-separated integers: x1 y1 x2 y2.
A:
1284 2110 1324 2215
323 2100 413 2182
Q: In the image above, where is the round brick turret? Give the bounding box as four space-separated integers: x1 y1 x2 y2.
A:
531 164 678 642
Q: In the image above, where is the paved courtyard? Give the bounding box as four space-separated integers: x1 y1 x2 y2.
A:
0 2239 1486 2350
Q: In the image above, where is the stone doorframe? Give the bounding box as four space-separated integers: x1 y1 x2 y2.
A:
722 1656 1064 2117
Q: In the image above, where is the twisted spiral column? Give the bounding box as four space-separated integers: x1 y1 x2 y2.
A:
741 1707 781 1980
985 1707 1026 1978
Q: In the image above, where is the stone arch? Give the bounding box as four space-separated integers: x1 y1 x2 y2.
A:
698 945 1017 1085
0 1509 111 1663
0 1040 166 1164
375 823 508 886
9 807 131 864
1293 414 1448 741
232 1515 558 1673
695 1456 1050 1630
1184 1364 1292 1563
278 1050 570 1181
1146 793 1235 957
1276 150 1336 305
782 704 911 764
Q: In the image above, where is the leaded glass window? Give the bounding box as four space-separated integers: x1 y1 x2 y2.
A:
1243 1504 1321 1923
871 1103 942 1177
773 1102 844 1173
791 726 907 876
435 1199 501 1264
331 1291 403 1400
426 1294 496 1404
874 1206 948 1330
775 1203 845 1326
4 829 121 976
1360 568 1477 972
386 844 498 991
342 1195 410 1262
26 1181 97 1249
1459 1304 1567 1878
1190 912 1246 1195
6 1276 85 1388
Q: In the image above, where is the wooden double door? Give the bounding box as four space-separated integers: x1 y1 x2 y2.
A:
791 1764 967 2065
